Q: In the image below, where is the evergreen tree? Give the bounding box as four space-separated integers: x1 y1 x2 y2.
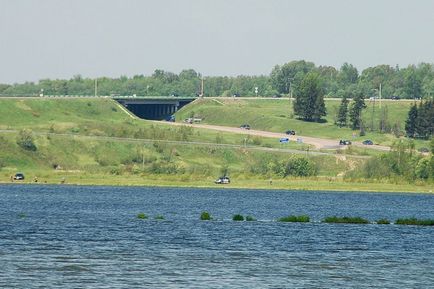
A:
405 103 418 137
336 95 349 127
293 72 326 122
349 93 366 130
415 100 434 139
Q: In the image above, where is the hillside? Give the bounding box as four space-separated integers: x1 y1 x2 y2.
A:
0 98 431 192
175 98 425 147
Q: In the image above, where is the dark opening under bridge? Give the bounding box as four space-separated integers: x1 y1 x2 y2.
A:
114 96 197 120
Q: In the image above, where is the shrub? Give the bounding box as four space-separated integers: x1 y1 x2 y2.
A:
232 214 244 221
284 155 317 177
376 218 390 225
395 218 434 226
16 129 37 151
278 215 310 223
137 213 148 219
200 211 212 221
245 215 256 221
154 215 165 220
323 216 369 224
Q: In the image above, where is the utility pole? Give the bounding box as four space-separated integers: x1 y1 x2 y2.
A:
200 77 204 97
379 83 382 109
94 78 98 97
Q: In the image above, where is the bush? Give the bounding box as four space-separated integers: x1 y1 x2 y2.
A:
278 215 310 223
137 213 148 219
16 129 37 151
245 215 256 221
376 218 390 225
323 216 369 224
395 218 434 226
154 215 165 220
284 155 317 177
232 214 244 221
200 211 212 220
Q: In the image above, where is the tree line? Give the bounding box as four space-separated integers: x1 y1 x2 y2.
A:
0 61 433 99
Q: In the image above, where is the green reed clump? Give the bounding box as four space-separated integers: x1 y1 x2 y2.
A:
137 213 148 219
245 215 256 221
395 218 434 226
376 218 390 225
232 214 244 221
200 211 212 221
278 215 310 223
154 215 165 220
323 216 369 224
18 213 26 219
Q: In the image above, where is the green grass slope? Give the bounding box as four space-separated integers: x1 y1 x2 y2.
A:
176 98 425 146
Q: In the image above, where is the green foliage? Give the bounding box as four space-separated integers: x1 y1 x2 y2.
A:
349 92 367 130
137 213 148 219
232 214 244 221
395 218 434 226
16 129 37 151
376 218 390 224
278 215 310 222
284 155 317 177
154 215 165 220
200 211 212 220
405 104 418 137
323 216 369 224
336 95 349 127
245 215 256 221
293 72 326 122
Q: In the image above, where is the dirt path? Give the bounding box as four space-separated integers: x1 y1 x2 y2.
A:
160 121 390 151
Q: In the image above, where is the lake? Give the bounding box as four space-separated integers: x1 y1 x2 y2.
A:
1 185 434 288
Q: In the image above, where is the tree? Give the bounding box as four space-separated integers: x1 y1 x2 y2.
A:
349 93 366 130
338 63 359 86
293 72 326 122
16 129 37 151
336 95 349 127
405 103 418 137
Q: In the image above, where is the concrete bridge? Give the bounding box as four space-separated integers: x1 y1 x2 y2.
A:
113 96 197 120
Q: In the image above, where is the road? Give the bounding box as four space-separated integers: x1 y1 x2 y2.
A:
159 121 391 151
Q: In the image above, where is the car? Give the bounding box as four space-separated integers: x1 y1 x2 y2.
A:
232 93 240 97
285 130 296 135
362 140 373 145
391 96 400 100
215 176 230 184
240 124 250 130
339 140 352 145
272 94 282 98
13 173 25 180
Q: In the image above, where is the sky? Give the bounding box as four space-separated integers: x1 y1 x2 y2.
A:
1 0 433 83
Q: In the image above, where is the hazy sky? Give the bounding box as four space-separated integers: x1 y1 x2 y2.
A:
1 0 433 83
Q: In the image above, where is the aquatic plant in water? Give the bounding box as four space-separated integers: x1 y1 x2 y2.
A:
232 214 244 221
395 218 434 226
376 218 390 225
200 211 212 220
278 215 310 222
323 216 369 224
245 215 256 221
154 215 165 220
137 213 148 219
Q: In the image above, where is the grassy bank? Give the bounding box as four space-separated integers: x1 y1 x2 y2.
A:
0 98 431 193
176 98 429 148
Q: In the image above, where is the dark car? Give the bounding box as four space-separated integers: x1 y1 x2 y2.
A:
391 96 400 100
233 93 240 97
339 140 352 145
215 176 230 184
362 140 373 145
13 173 25 180
285 130 296 135
240 124 251 130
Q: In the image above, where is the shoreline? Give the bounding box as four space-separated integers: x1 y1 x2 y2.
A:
1 176 432 194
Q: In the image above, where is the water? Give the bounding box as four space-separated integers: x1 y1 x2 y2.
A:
1 185 434 288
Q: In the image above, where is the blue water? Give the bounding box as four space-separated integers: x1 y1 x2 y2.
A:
1 185 434 288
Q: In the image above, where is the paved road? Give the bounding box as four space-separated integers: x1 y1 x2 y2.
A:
159 121 391 151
